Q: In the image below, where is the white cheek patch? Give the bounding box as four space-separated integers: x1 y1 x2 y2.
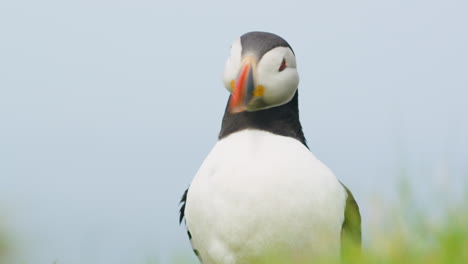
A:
256 47 299 108
223 38 242 92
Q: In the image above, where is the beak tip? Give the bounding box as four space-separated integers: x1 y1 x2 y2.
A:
228 105 246 114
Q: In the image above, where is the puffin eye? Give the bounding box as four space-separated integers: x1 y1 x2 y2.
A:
278 58 287 72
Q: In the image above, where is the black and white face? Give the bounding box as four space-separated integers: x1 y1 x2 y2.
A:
222 32 300 113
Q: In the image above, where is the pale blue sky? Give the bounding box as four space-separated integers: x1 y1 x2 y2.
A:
0 0 467 263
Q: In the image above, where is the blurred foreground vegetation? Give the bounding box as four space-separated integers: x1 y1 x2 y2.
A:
0 214 13 264
339 211 468 264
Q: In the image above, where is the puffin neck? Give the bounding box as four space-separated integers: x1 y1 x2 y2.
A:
218 91 308 148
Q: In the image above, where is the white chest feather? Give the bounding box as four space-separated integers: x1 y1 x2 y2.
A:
185 130 347 264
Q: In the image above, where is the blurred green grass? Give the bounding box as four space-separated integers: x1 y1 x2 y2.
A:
336 181 468 264
0 215 13 264
340 211 468 264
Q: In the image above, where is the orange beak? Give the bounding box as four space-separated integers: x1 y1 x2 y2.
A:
229 60 255 113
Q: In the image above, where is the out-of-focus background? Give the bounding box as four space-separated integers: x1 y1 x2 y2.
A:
0 0 467 263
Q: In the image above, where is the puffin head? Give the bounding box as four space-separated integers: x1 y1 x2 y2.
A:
223 31 299 113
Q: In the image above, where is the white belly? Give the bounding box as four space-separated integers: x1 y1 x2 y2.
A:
185 130 347 264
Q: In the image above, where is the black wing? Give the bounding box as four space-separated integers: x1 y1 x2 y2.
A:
179 187 202 261
179 188 189 224
340 183 362 253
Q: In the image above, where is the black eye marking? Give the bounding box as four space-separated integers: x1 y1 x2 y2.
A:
278 58 287 72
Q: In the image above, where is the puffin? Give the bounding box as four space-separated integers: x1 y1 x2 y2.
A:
179 31 361 264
